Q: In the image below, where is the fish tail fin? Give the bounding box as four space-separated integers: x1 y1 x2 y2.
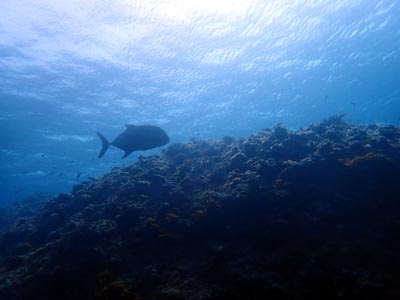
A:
96 132 110 158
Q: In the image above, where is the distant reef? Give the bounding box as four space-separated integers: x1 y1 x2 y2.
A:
1 116 400 300
0 193 51 233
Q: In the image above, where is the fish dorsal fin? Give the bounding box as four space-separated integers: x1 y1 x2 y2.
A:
122 151 131 158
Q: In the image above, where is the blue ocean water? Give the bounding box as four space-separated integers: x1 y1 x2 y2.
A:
0 0 399 203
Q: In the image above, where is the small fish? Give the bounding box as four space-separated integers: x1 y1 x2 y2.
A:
96 124 169 158
351 102 356 106
190 132 200 141
14 188 24 194
76 172 82 178
22 171 46 176
58 172 65 177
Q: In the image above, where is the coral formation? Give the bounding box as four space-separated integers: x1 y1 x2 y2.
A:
0 118 399 299
0 193 51 233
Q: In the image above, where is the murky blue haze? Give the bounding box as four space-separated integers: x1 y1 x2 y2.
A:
0 0 399 203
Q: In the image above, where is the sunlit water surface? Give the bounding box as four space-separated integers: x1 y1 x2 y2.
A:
0 0 399 202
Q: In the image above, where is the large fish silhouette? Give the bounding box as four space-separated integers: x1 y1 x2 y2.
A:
96 125 169 158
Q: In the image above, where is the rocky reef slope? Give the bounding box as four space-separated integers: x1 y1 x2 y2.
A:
0 193 51 233
1 117 400 300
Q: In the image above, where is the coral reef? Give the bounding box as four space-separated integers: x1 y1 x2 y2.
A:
0 118 400 299
0 193 52 233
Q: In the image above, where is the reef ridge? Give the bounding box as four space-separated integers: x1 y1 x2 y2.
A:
1 117 400 300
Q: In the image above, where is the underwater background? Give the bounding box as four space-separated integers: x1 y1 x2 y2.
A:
0 0 399 203
1 1 400 299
